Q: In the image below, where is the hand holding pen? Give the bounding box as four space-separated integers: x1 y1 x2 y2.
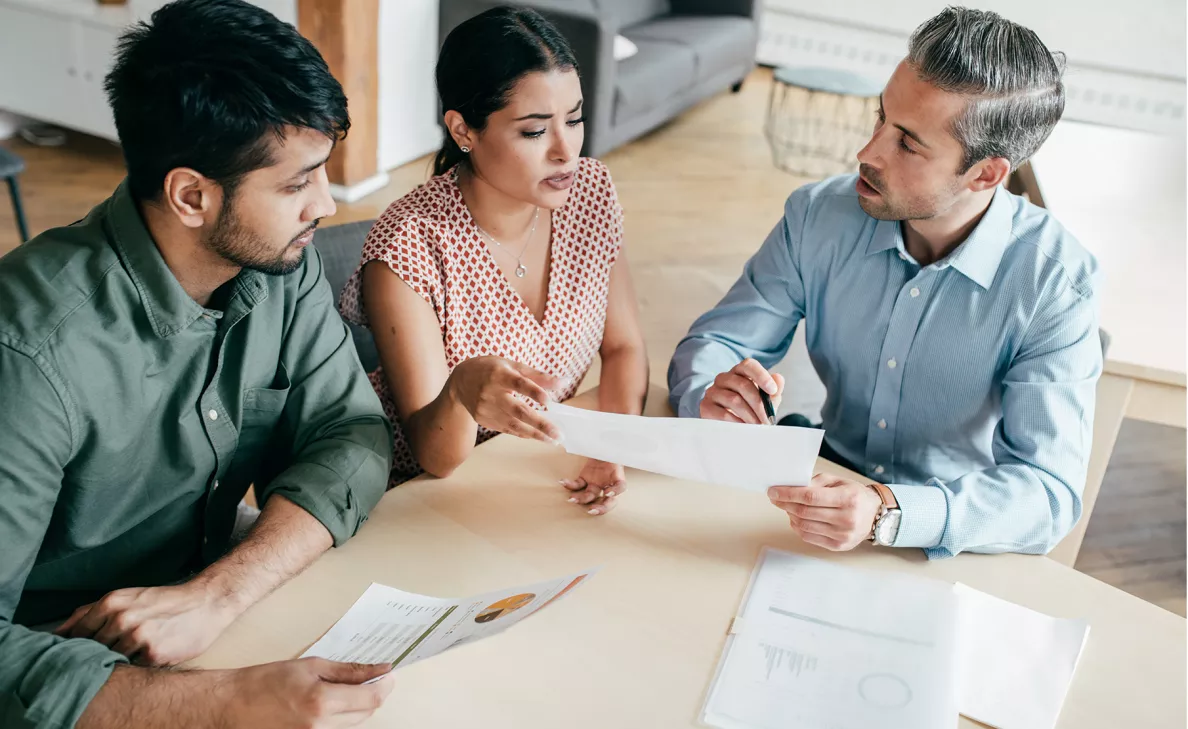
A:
699 358 785 425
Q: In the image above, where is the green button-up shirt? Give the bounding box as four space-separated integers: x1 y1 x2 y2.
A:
0 182 393 728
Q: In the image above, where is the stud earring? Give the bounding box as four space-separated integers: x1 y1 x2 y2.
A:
460 145 471 153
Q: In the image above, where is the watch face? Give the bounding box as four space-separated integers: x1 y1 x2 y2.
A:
876 510 902 546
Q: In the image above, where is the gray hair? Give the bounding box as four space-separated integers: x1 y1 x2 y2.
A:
907 6 1066 172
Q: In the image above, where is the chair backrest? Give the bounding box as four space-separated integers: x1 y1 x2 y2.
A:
313 219 380 372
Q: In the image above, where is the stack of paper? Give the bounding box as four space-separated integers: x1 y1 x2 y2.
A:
544 403 824 492
703 549 1091 729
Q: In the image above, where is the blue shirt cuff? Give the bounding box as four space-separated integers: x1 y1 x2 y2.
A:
675 381 712 419
886 481 948 549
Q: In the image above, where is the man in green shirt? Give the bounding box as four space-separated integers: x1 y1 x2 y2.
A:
0 1 398 726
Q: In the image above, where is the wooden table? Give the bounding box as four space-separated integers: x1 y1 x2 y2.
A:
193 391 1186 728
1029 120 1186 428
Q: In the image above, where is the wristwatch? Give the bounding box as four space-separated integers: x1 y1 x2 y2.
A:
867 482 901 547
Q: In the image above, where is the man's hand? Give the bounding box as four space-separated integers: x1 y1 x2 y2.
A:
767 473 884 551
561 459 626 516
700 359 786 424
56 581 239 666
223 658 395 728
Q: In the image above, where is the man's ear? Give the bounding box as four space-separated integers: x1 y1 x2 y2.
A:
161 168 218 229
965 156 1011 192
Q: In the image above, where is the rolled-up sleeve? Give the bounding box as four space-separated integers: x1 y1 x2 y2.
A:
887 282 1101 559
667 191 809 418
256 248 394 546
0 343 127 728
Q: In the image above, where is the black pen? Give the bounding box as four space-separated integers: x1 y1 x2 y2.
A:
758 388 776 425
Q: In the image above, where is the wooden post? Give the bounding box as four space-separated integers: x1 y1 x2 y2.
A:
297 0 379 188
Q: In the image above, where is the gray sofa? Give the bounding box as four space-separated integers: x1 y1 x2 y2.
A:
439 0 760 158
314 220 381 373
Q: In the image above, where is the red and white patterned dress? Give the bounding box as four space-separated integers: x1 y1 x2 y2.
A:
338 157 623 484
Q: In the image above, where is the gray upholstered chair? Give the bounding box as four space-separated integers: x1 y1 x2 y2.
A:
313 219 380 373
439 0 760 157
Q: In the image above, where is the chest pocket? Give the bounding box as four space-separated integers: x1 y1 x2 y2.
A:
238 363 291 458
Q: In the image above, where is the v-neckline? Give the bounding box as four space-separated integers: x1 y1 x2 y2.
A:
451 170 560 328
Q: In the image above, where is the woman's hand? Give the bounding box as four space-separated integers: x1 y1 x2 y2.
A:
561 459 626 516
447 356 562 442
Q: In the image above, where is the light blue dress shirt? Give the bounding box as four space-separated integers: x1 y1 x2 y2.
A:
668 175 1101 559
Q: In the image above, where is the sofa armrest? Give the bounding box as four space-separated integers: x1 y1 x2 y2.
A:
670 0 757 18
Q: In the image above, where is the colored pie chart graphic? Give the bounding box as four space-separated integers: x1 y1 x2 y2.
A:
475 592 537 624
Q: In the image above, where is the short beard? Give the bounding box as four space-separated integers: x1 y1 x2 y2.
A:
206 195 310 277
858 165 963 222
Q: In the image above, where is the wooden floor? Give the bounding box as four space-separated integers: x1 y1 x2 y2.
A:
1 68 1184 615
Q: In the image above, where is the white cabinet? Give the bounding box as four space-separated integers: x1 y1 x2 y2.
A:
0 2 120 139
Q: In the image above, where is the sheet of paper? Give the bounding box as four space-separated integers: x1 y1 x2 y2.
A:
301 569 598 670
955 583 1090 729
702 548 959 729
545 404 824 491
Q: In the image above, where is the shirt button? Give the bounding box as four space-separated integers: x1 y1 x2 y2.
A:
213 480 219 490
874 465 885 475
208 409 219 421
910 287 920 298
887 358 897 369
877 419 887 429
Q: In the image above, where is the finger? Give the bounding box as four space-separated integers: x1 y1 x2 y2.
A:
773 501 838 525
55 604 94 636
498 397 560 442
732 358 778 396
700 401 746 424
810 472 850 489
570 482 603 506
67 604 114 640
711 373 767 423
603 479 626 499
788 514 845 541
789 516 846 550
92 613 133 648
767 485 847 508
771 373 786 409
587 493 618 516
511 362 562 394
320 675 394 716
560 478 588 492
314 659 393 685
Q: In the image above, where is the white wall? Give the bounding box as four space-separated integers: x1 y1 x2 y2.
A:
759 0 1187 134
377 0 442 173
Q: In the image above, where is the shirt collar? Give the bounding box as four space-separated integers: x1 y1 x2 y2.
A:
107 179 269 338
865 185 1014 290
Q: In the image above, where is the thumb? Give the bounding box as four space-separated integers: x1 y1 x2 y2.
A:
313 659 393 685
772 373 786 397
512 362 561 392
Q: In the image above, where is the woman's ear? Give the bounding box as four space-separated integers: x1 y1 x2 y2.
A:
444 110 475 151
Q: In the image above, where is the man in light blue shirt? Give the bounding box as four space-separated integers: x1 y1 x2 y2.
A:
668 8 1101 559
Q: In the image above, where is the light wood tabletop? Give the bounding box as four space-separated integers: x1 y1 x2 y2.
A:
192 388 1186 728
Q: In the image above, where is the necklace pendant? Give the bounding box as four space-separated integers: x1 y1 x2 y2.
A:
515 264 527 278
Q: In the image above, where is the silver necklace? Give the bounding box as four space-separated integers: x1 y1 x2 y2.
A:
476 208 539 278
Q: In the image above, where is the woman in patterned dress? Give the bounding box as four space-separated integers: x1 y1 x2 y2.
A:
338 8 648 513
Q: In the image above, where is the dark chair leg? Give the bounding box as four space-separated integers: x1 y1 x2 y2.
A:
7 176 29 243
731 81 744 93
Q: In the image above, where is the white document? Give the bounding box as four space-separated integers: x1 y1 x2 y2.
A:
544 404 824 492
702 548 960 729
955 583 1090 729
301 569 598 670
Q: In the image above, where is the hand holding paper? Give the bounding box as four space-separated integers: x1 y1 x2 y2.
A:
544 404 823 492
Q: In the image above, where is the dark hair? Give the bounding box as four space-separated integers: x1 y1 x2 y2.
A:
908 6 1065 172
434 6 578 176
104 0 349 202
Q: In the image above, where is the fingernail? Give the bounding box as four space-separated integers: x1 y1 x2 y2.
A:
605 490 615 498
568 498 578 503
587 508 599 515
767 487 778 499
765 382 778 395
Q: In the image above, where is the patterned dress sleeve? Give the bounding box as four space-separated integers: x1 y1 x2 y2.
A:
337 210 443 328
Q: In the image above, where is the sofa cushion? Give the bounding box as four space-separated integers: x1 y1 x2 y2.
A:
600 0 670 31
626 16 756 84
613 36 696 125
312 219 381 373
